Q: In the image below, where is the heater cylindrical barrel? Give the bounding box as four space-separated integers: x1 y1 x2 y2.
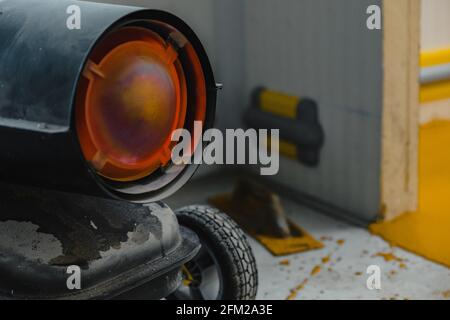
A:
0 0 216 203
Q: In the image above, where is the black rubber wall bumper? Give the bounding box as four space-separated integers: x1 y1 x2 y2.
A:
0 0 216 203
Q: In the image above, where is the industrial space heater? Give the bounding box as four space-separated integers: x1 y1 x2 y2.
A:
0 0 221 300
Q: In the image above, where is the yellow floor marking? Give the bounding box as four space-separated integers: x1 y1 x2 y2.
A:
209 194 324 256
370 120 450 268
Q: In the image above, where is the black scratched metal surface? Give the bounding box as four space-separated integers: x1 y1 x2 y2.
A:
0 0 136 126
0 183 200 299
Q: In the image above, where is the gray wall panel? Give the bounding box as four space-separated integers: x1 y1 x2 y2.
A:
244 0 383 221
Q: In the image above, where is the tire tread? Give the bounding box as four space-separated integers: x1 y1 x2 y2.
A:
175 205 258 300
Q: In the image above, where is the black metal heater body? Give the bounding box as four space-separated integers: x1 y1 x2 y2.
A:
0 0 216 300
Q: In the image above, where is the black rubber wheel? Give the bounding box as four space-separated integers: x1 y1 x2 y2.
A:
170 205 258 300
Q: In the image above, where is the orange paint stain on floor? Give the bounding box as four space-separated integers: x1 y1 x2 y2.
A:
370 120 450 268
310 265 321 276
375 252 404 263
286 279 308 300
279 259 290 266
286 263 327 300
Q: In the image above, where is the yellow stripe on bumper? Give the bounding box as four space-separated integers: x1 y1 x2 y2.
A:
420 80 450 103
420 49 450 103
421 48 450 67
259 90 299 119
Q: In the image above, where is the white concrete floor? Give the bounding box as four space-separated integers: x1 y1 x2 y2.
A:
167 172 450 300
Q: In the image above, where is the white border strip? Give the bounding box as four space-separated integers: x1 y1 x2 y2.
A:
420 98 450 124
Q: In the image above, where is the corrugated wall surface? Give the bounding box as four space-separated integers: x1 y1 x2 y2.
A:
243 0 383 222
